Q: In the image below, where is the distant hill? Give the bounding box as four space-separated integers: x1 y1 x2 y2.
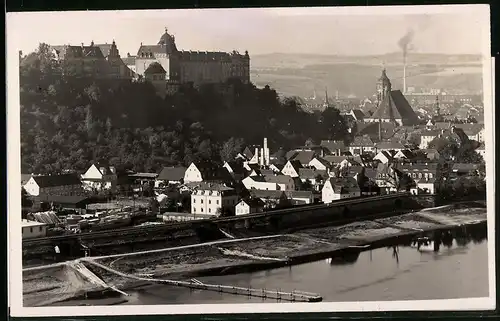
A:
250 52 482 99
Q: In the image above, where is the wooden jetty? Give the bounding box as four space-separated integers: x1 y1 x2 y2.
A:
83 259 322 302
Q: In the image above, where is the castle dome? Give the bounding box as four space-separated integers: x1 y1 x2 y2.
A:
158 28 178 53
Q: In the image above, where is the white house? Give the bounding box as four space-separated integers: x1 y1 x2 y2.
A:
242 176 279 191
281 160 302 178
235 198 265 215
21 219 48 239
24 174 83 197
81 164 117 191
191 183 239 215
393 150 415 160
184 162 222 183
308 157 330 171
348 135 375 156
263 174 296 191
322 177 361 204
419 130 440 149
373 151 393 164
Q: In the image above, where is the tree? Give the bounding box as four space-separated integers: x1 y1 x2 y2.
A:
220 137 244 162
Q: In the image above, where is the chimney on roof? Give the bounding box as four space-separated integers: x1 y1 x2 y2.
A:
127 52 130 57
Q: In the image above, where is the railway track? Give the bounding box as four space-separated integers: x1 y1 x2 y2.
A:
23 193 408 245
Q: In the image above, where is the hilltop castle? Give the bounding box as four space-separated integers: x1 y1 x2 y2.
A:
46 28 250 94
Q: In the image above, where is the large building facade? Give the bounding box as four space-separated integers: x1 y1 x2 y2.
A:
133 28 250 88
50 41 134 79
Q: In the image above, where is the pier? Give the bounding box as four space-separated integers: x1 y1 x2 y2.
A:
82 259 322 302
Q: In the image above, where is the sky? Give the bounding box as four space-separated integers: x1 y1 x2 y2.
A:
7 5 489 58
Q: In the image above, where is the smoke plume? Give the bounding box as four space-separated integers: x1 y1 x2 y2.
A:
398 29 415 58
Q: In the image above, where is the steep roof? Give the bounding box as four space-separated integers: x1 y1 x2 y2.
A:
157 166 187 181
375 141 406 150
320 140 346 153
371 90 419 125
157 29 179 53
290 150 316 165
239 198 265 208
351 109 366 120
32 173 81 188
122 56 136 65
327 177 360 194
263 174 294 184
350 135 375 147
249 189 285 200
144 62 166 74
96 44 112 57
298 168 328 180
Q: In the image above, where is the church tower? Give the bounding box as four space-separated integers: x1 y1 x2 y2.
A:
376 69 392 107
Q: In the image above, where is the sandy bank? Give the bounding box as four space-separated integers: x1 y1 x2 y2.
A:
23 204 487 307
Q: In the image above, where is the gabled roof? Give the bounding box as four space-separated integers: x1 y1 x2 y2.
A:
350 135 375 147
323 155 348 164
298 168 328 180
320 140 346 153
32 174 81 188
239 198 265 208
287 159 303 171
310 157 330 168
263 174 294 184
96 44 112 57
157 166 187 181
351 109 366 120
286 150 299 160
224 161 246 175
376 150 393 160
326 177 360 194
241 147 254 160
395 149 416 159
144 62 166 74
284 190 314 199
249 189 285 199
122 56 136 65
290 150 316 165
375 141 406 150
371 90 419 125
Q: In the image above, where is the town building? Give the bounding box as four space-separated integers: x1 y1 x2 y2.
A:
184 161 231 184
281 160 303 178
50 41 133 79
235 198 265 215
81 164 117 191
348 135 376 156
373 150 394 164
322 177 361 203
320 140 346 156
156 166 187 187
21 219 48 239
134 28 250 90
308 157 330 171
242 176 280 191
365 69 419 126
191 183 238 215
23 174 83 197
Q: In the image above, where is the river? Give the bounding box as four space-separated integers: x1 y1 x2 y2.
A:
108 237 488 305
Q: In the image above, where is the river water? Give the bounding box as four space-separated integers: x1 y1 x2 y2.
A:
115 238 489 305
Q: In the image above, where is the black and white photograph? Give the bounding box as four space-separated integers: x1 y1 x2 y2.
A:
7 4 495 316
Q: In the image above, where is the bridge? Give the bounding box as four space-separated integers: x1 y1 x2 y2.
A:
23 193 426 254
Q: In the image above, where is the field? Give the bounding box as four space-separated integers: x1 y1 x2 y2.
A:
249 53 482 99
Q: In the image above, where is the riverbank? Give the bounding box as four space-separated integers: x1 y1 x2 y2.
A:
23 202 487 307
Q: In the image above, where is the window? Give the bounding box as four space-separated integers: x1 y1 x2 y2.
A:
216 200 219 205
193 199 196 203
193 207 196 212
30 227 33 233
208 200 211 204
209 208 211 213
201 208 203 212
429 173 433 179
39 226 43 232
201 199 203 204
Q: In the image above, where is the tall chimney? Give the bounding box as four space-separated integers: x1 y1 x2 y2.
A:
264 138 269 166
260 147 265 166
254 147 259 164
403 53 407 94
